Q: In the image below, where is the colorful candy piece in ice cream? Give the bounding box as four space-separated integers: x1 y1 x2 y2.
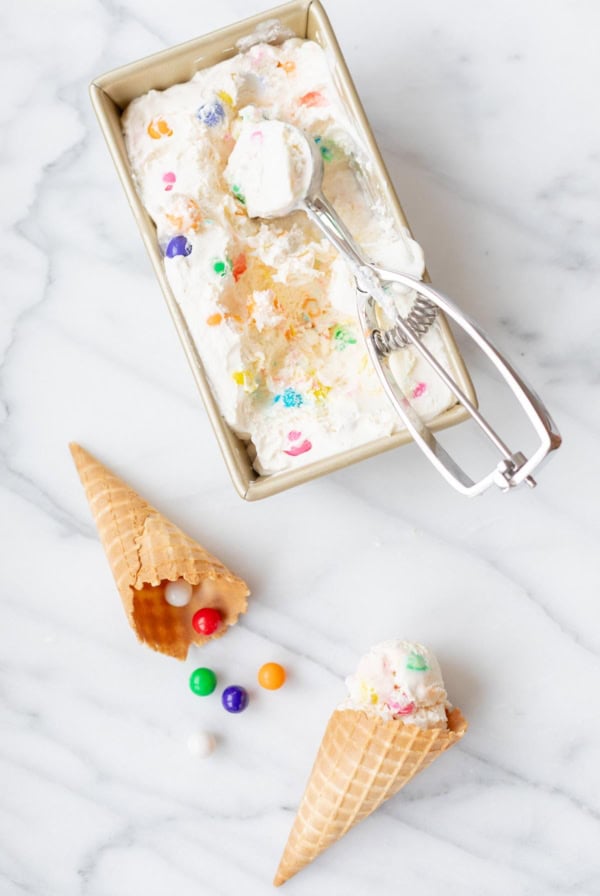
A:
147 116 173 139
165 235 192 258
196 100 226 127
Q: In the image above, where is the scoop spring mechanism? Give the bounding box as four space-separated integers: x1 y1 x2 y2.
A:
372 295 438 353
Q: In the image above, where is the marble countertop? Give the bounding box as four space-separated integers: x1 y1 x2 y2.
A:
2 1 599 894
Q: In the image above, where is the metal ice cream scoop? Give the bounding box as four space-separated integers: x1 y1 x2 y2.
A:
235 121 561 496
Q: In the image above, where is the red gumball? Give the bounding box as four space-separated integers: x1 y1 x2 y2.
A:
192 607 222 636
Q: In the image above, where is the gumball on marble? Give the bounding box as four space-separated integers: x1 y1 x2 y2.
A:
258 662 286 690
164 579 192 607
189 667 217 696
187 731 216 758
222 685 248 713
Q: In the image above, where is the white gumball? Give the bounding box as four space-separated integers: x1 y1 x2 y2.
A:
164 579 192 607
187 731 216 758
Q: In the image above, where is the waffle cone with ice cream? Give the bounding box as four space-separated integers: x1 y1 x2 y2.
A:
70 443 249 659
274 641 467 885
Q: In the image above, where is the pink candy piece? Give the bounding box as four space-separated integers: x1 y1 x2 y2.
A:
250 129 263 142
390 701 416 716
163 171 176 191
412 381 427 399
284 430 312 457
284 439 312 457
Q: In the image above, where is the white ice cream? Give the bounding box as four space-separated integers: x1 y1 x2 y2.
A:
122 38 455 474
225 116 314 218
340 640 449 728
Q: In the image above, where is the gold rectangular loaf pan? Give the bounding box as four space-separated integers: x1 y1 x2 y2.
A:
90 0 475 500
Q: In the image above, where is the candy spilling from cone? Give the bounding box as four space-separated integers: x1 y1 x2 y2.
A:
69 443 249 660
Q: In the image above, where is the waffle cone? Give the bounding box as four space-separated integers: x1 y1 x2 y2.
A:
70 443 249 659
274 706 467 885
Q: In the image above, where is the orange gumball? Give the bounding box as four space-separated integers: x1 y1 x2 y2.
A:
258 662 286 690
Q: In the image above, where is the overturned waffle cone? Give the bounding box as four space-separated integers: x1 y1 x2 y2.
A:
274 706 467 885
70 443 249 659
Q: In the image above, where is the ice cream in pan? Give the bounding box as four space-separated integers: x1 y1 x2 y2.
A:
274 641 467 885
122 38 457 477
122 34 559 494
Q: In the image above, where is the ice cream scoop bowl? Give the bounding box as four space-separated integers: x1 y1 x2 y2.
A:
229 120 561 496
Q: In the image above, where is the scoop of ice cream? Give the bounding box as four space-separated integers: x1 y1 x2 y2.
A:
224 116 314 218
341 640 449 728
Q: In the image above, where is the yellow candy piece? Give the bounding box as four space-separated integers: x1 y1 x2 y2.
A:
313 382 331 402
217 89 234 107
232 370 257 393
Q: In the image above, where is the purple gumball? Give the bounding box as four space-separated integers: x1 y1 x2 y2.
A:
222 685 249 713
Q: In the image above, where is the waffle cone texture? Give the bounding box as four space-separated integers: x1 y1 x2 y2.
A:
274 706 467 885
70 443 249 659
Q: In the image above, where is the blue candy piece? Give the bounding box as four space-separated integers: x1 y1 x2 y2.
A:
196 101 225 127
273 387 304 408
165 235 192 258
222 685 249 714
